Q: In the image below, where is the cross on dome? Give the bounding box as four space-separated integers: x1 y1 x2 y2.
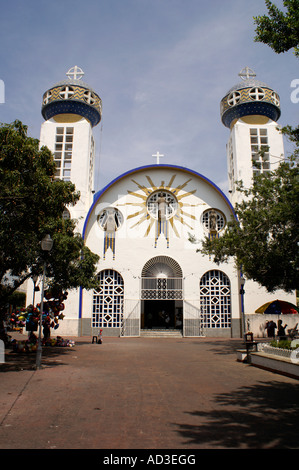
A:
66 66 85 80
238 66 256 81
152 151 164 165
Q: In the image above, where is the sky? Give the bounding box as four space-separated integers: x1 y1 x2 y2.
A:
0 0 298 196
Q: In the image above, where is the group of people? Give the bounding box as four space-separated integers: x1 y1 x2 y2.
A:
147 311 171 329
265 319 288 340
146 311 183 329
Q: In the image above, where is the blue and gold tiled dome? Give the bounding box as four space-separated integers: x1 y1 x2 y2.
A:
41 66 102 127
220 67 281 128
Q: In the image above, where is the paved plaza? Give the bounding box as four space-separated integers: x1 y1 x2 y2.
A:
0 335 298 450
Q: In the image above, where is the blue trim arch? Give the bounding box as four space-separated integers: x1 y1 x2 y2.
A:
82 164 236 240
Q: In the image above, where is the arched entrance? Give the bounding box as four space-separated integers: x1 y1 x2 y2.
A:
141 256 183 330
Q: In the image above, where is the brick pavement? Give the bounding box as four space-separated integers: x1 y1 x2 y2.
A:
0 336 298 450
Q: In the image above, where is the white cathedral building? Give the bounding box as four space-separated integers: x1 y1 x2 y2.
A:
29 66 296 339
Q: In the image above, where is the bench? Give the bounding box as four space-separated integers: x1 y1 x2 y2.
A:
244 332 258 354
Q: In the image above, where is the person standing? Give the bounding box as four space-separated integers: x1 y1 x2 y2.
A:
265 320 276 338
277 319 287 340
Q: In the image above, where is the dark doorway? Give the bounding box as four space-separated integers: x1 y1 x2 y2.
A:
144 300 175 329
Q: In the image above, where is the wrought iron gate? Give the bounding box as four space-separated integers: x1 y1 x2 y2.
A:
183 300 205 337
121 300 140 337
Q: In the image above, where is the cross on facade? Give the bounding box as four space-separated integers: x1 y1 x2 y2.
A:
238 66 256 81
152 151 164 165
66 65 84 80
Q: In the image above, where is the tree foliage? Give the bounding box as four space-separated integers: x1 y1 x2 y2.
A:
254 0 299 57
199 127 299 293
0 120 99 309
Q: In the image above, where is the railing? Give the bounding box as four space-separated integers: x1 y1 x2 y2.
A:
121 300 140 337
183 301 205 337
141 277 183 300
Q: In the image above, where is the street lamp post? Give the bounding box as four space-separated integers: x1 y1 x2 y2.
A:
240 276 246 338
32 274 38 306
35 235 53 369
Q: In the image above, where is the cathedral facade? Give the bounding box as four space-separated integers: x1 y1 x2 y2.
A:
29 66 296 338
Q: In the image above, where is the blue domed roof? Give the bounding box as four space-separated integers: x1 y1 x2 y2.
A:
220 67 281 128
41 67 102 127
226 77 270 95
52 78 97 94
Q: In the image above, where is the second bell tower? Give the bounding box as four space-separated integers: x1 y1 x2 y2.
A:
40 66 102 230
221 67 284 206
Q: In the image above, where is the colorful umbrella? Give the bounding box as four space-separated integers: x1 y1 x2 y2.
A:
255 299 299 315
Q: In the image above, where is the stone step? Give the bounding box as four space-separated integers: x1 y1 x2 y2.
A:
140 329 183 338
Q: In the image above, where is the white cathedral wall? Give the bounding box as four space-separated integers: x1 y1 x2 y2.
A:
58 241 296 338
70 119 94 210
243 279 296 314
39 118 94 235
39 120 56 150
228 118 285 206
67 120 94 235
77 167 242 336
24 165 297 338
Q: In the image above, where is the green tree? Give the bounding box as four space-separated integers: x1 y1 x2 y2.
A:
254 0 299 57
199 127 299 293
0 120 99 311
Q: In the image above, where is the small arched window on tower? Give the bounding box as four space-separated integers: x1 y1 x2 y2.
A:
83 90 96 105
249 87 265 101
59 86 74 100
43 90 52 105
271 92 280 106
227 91 241 107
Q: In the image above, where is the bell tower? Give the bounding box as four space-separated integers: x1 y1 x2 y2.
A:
221 67 284 206
40 66 102 230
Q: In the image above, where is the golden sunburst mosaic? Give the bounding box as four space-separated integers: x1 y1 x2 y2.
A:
119 174 205 247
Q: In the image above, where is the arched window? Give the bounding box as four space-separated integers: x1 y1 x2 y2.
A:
202 209 226 233
141 256 183 300
59 86 74 99
227 91 241 106
200 270 231 328
92 270 124 328
62 208 71 219
249 87 265 101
